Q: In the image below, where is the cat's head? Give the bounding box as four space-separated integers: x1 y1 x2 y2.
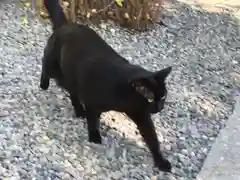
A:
129 66 172 113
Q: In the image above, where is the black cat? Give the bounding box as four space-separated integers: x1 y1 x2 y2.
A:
41 0 172 172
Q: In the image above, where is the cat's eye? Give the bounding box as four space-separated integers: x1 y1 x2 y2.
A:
148 98 153 103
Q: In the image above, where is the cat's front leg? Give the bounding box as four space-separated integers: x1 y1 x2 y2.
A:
69 93 86 118
126 112 172 172
85 107 102 144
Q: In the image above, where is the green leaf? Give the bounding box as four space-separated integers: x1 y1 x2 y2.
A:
21 14 28 25
115 0 124 7
23 1 31 7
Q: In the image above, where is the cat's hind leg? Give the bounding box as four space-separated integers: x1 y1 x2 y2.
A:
40 60 50 90
40 70 50 90
40 35 57 90
69 93 86 118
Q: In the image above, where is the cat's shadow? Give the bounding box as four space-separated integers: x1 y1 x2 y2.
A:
37 88 173 177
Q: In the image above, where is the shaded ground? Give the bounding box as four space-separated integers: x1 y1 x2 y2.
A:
197 95 240 180
0 0 239 179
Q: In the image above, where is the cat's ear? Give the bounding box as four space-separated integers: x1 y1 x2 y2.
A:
127 70 152 86
128 66 172 85
154 66 172 83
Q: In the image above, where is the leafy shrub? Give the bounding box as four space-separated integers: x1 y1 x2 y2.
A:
35 0 164 31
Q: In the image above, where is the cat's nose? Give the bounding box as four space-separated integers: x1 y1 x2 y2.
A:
157 102 164 111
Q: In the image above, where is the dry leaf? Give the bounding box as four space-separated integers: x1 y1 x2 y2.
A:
146 13 150 19
108 11 114 16
63 1 70 7
124 13 129 19
91 9 97 13
86 12 91 18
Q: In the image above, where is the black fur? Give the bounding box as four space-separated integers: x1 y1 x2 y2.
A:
40 0 172 172
43 0 67 30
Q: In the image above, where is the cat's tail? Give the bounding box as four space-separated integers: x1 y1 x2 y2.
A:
43 0 68 30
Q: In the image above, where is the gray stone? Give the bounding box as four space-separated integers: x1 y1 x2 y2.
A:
177 109 186 117
0 1 239 180
111 171 122 179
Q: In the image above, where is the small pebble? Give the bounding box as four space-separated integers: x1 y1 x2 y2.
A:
0 2 237 180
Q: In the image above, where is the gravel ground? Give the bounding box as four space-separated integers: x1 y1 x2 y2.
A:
0 0 239 179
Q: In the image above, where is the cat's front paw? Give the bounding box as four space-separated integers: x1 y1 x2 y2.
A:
155 159 172 173
89 131 102 144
